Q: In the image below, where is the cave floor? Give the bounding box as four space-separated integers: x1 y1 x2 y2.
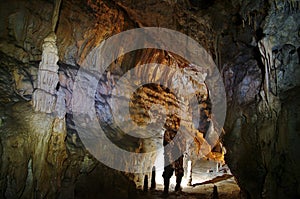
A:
137 159 240 199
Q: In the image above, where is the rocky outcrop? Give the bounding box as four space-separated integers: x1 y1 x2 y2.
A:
222 0 300 198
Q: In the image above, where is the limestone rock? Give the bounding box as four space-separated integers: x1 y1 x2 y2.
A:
32 32 59 113
32 89 56 113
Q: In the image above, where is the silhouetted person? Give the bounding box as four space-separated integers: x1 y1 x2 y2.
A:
162 116 185 196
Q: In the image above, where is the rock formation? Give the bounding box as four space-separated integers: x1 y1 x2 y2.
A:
0 0 299 198
32 32 59 113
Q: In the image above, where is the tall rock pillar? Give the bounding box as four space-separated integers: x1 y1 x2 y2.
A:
32 32 59 113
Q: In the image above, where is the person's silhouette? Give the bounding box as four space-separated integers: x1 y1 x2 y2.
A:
162 115 184 195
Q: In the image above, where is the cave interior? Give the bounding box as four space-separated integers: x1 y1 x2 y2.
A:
0 0 299 199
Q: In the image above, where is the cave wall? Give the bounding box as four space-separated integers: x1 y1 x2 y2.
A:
0 0 299 198
222 1 300 198
0 0 138 198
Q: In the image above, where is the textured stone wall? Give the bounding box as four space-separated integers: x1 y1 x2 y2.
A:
222 0 300 198
0 0 137 198
0 0 299 198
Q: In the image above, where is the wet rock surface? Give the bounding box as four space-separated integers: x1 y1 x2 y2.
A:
0 102 137 199
0 0 299 198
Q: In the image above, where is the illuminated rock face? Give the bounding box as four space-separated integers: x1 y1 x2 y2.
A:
0 0 299 198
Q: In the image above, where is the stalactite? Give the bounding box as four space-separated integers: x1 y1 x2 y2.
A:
32 0 63 113
214 34 221 70
258 39 271 104
214 35 219 69
274 0 278 11
254 12 257 32
248 12 251 26
282 0 300 13
52 0 62 32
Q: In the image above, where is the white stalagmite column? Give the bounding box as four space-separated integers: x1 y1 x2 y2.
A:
30 0 67 195
32 32 59 113
32 0 62 114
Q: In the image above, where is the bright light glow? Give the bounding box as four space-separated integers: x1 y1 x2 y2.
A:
154 152 193 189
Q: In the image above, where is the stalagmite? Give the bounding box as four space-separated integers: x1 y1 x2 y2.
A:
150 166 156 190
32 0 62 113
143 175 148 192
32 33 59 113
30 0 67 194
211 185 219 199
187 160 192 185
